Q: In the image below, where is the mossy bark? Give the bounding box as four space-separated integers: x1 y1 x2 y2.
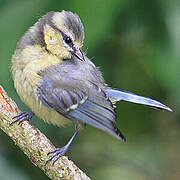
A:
0 85 90 180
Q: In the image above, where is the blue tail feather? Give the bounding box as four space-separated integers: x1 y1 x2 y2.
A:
106 89 172 112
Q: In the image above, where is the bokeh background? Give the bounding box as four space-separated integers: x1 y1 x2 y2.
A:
0 0 179 179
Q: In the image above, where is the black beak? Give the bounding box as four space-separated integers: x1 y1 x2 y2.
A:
72 49 85 61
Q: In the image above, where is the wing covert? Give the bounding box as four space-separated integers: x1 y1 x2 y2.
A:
36 78 88 114
36 77 125 141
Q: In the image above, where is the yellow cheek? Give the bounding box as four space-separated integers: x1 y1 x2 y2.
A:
44 24 71 59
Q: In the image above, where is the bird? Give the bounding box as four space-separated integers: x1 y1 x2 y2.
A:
11 10 172 164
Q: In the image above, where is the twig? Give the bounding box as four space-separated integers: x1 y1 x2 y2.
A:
0 85 90 180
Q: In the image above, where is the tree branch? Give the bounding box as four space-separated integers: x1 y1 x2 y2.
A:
0 85 90 180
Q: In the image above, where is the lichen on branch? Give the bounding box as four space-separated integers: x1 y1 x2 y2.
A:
0 85 90 180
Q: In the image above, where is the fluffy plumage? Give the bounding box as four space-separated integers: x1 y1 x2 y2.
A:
11 10 171 163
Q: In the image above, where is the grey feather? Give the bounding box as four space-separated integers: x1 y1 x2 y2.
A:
60 10 84 42
36 55 125 140
16 11 84 49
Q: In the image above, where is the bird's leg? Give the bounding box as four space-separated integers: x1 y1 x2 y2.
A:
46 130 79 165
10 112 34 125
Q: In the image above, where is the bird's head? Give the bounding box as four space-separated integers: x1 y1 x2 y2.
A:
18 11 85 61
41 11 85 60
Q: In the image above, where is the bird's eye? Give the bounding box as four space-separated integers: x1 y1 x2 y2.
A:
65 37 72 44
60 30 73 47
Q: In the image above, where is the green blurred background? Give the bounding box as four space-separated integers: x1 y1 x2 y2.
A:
0 0 179 179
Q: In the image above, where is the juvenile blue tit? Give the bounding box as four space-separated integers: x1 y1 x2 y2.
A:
11 10 172 164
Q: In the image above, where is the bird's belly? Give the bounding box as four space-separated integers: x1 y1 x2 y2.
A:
13 69 70 127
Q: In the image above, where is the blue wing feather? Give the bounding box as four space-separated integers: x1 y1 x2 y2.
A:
69 99 125 140
35 55 171 142
106 89 172 111
37 78 126 141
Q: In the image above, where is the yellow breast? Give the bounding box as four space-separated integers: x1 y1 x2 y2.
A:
11 45 71 127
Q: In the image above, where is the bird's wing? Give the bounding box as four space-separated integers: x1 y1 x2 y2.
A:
36 78 126 141
36 78 87 114
106 89 172 111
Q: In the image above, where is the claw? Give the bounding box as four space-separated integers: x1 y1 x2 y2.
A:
46 130 79 165
47 148 60 155
10 112 34 125
46 147 66 165
53 153 64 165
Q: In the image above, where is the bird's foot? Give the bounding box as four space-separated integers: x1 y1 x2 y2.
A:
46 146 69 165
10 112 34 125
46 130 79 165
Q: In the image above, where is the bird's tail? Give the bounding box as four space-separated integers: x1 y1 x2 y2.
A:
106 88 172 112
